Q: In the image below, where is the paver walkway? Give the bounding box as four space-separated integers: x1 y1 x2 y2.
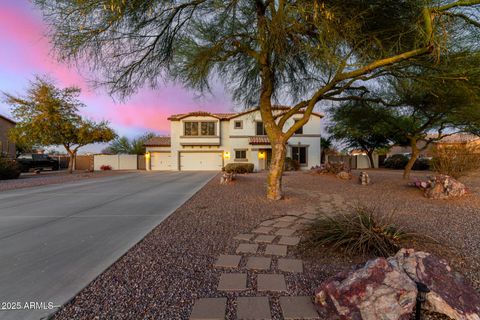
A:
190 195 348 319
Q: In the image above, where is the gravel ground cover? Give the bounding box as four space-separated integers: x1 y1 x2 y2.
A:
52 169 480 319
0 170 127 192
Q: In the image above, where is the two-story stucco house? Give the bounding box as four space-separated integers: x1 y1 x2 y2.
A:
0 114 16 159
144 107 323 171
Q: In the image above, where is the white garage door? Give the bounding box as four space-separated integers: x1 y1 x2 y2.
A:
151 152 171 170
180 152 223 171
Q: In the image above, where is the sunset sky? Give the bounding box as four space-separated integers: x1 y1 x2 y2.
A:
0 0 234 152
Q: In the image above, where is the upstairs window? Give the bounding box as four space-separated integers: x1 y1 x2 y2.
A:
294 119 304 134
234 120 243 129
256 121 267 135
184 121 216 136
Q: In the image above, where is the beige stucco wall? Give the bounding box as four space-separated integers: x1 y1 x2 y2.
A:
166 110 322 171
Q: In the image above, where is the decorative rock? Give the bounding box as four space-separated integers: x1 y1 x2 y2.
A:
315 257 417 320
359 171 371 185
315 249 480 320
390 249 480 320
424 175 467 199
336 171 352 180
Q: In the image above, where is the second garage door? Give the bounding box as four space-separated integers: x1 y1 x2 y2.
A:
151 152 171 170
180 152 223 171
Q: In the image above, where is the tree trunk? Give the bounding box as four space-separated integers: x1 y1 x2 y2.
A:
267 142 287 200
67 150 75 174
367 150 375 169
403 140 420 179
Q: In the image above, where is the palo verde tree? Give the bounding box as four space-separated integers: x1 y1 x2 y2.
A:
4 77 116 173
328 102 394 168
35 0 480 199
352 53 480 178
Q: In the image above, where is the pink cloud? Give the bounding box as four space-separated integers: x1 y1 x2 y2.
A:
0 2 234 137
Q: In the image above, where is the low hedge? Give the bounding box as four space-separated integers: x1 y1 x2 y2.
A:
384 154 430 170
0 157 21 180
384 154 409 169
223 163 254 174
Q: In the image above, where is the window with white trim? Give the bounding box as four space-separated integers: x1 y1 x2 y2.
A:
234 120 243 129
184 121 216 136
235 150 247 160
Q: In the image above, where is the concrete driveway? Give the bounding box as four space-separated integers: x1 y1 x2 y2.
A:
0 171 216 320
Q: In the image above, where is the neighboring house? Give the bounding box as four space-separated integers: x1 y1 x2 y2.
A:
388 133 480 157
144 107 323 171
0 114 16 158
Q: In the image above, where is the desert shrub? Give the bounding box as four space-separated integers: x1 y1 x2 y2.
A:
300 206 415 257
384 154 430 170
384 154 409 169
412 157 431 170
223 163 254 174
0 157 21 180
431 144 480 179
284 157 300 171
100 164 112 171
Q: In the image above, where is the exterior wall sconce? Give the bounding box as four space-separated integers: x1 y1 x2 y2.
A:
145 152 151 159
223 151 230 159
258 151 266 159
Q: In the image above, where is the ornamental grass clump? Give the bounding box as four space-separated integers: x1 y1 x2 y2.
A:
301 206 416 257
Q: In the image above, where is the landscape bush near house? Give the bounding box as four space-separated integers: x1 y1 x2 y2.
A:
284 157 300 171
223 163 254 174
310 161 350 175
431 144 480 179
0 157 21 180
300 206 416 258
384 154 430 170
100 164 112 171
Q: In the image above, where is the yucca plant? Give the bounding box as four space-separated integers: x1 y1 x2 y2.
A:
300 206 415 257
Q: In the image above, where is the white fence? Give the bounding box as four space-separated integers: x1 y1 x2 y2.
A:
93 154 138 170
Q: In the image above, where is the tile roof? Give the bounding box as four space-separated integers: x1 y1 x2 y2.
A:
143 136 171 147
167 106 323 121
249 136 271 145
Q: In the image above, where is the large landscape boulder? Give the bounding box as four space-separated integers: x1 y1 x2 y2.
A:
390 249 480 320
315 258 417 320
315 249 480 320
422 175 466 199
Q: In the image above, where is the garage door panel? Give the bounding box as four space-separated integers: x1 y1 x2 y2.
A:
151 153 171 170
180 152 222 171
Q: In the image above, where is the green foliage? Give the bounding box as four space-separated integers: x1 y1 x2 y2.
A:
384 154 430 170
0 157 21 180
33 0 480 104
328 102 393 163
284 157 300 171
384 154 410 169
300 206 414 257
431 144 480 178
104 132 155 155
223 163 254 174
3 77 116 164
